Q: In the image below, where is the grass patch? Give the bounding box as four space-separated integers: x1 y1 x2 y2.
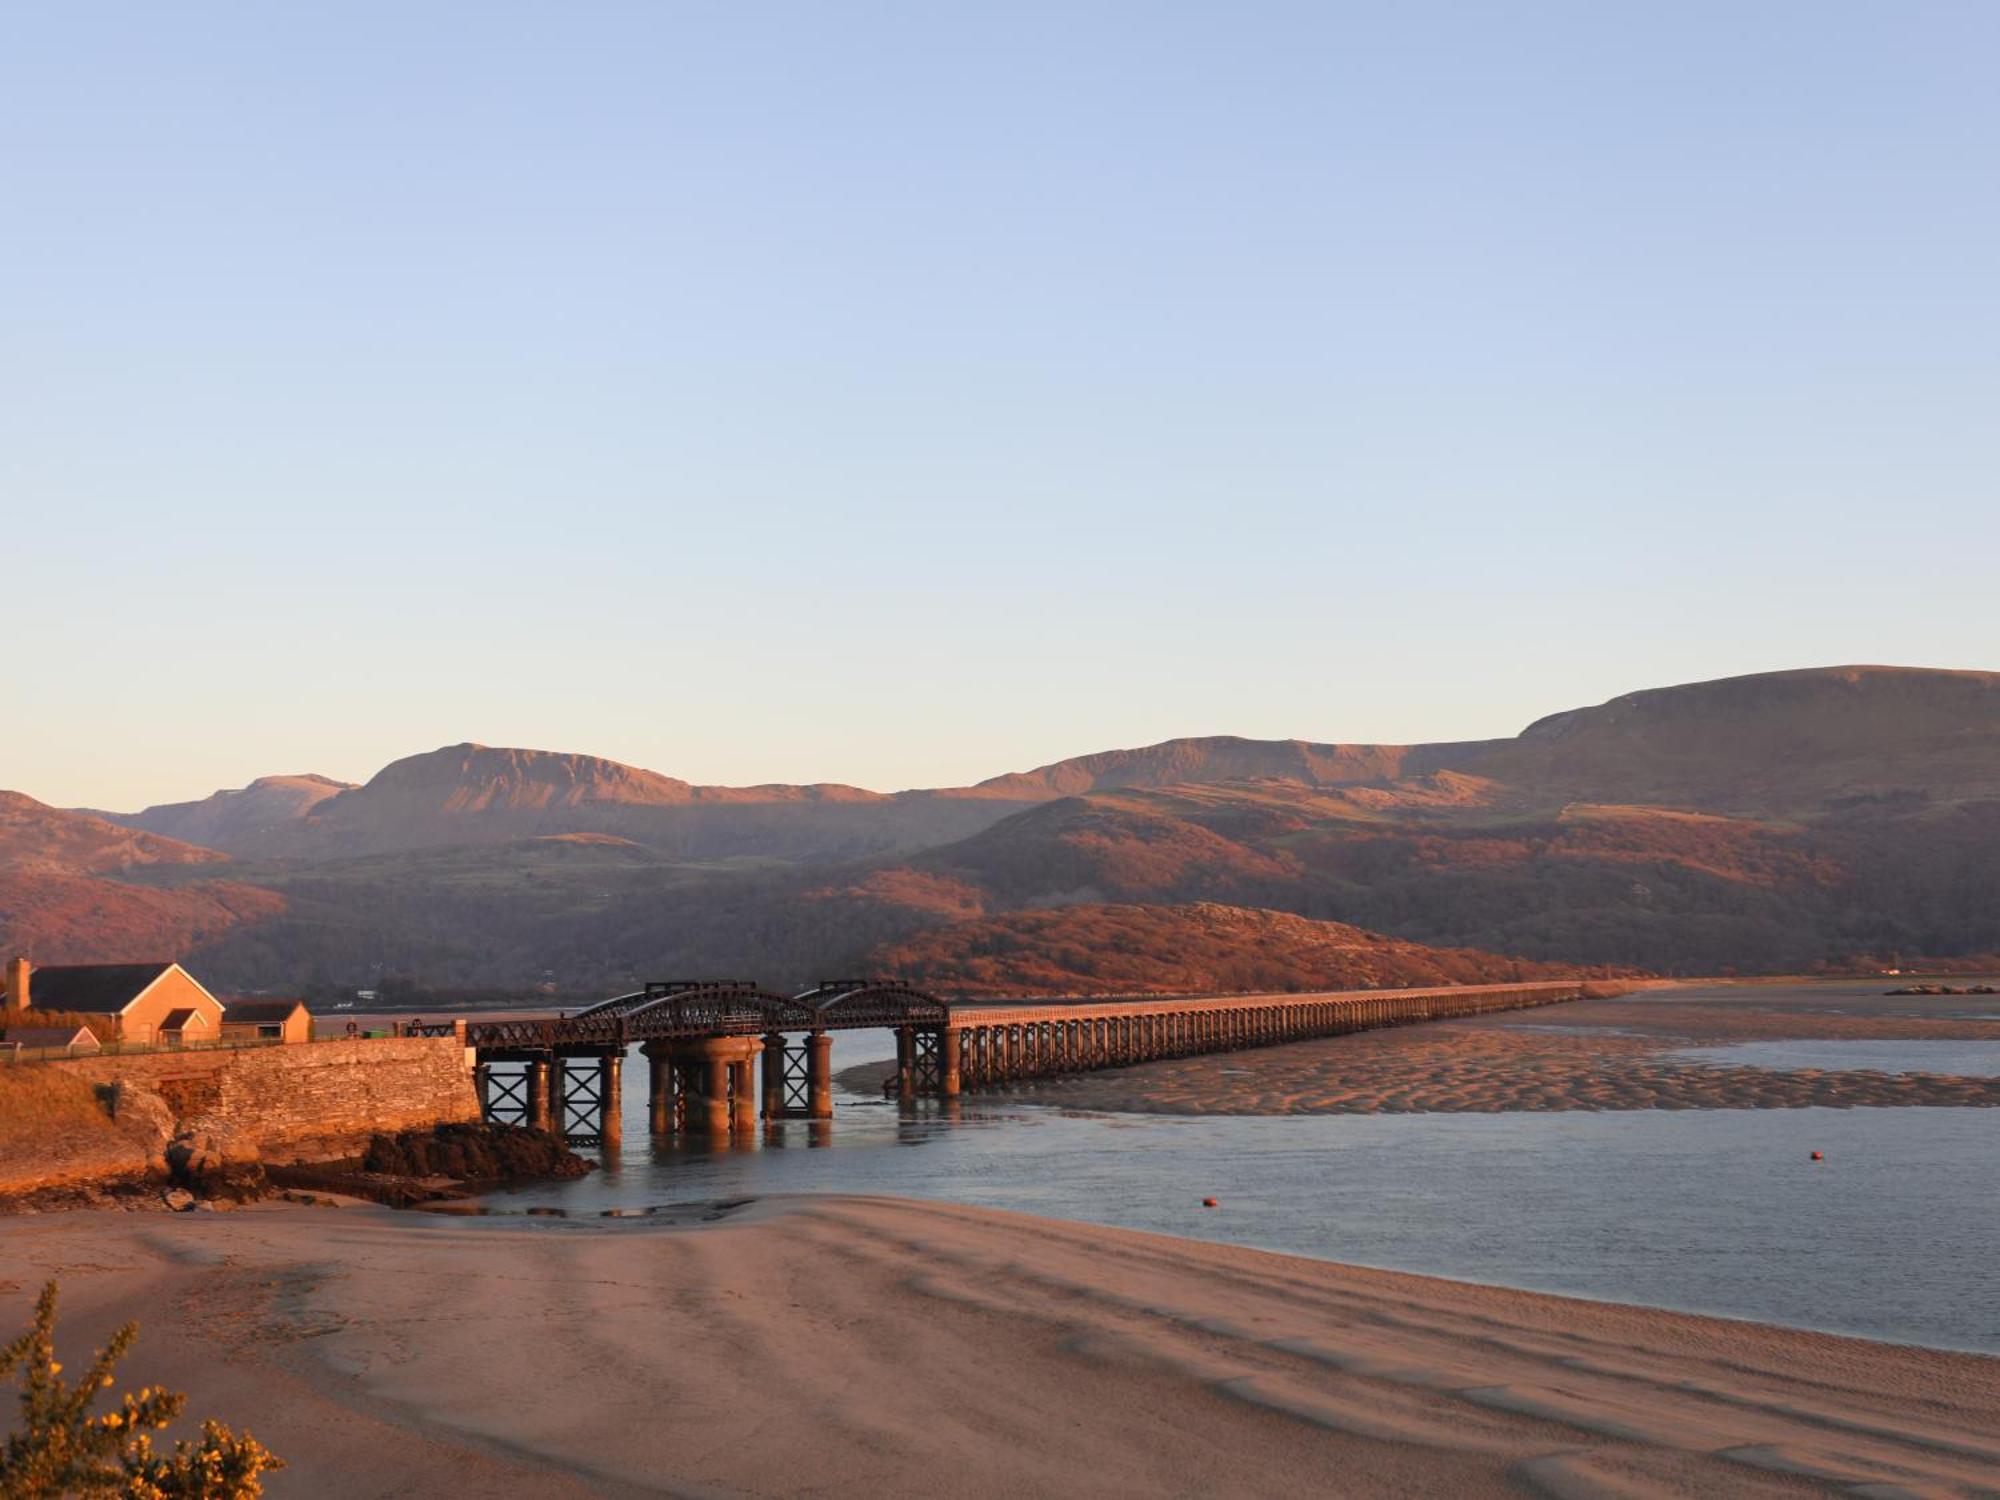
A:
0 1068 118 1153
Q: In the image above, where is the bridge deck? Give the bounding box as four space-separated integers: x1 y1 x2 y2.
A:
444 979 1585 1054
947 980 1583 1027
459 979 1596 1140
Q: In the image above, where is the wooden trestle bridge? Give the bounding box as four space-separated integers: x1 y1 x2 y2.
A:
412 980 1590 1148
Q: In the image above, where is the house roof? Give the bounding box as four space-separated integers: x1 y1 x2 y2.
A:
157 1008 206 1032
222 999 306 1025
26 963 176 1015
1 1026 98 1050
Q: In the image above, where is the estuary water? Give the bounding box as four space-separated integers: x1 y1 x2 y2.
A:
483 1024 2000 1356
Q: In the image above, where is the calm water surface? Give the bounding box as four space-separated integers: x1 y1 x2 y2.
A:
484 1026 2000 1356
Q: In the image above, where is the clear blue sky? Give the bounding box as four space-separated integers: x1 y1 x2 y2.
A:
5 3 1996 810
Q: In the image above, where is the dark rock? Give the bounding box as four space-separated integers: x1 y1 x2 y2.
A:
165 1131 269 1203
361 1122 592 1186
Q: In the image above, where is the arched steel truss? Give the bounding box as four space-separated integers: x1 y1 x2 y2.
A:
793 979 949 1029
435 977 951 1055
575 980 815 1032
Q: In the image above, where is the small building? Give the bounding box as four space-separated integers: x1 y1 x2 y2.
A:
0 1024 101 1057
220 998 313 1045
4 957 226 1046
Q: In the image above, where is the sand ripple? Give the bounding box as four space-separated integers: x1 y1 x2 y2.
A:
1017 984 2000 1116
5 1195 1997 1497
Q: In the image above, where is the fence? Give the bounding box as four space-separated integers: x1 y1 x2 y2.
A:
0 1034 293 1065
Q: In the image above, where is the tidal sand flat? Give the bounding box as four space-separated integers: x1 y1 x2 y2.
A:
4 1197 1997 1499
1016 981 2000 1115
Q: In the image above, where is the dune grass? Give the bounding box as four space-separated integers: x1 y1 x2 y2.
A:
0 1068 123 1171
0 1061 165 1198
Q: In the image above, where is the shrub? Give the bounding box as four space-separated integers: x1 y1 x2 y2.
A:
0 1281 281 1498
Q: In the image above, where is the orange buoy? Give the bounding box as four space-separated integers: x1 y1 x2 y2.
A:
1810 1151 1823 1161
1202 1197 1219 1208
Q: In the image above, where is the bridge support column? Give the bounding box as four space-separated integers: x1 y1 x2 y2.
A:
547 1057 567 1135
662 1036 762 1138
473 1062 492 1120
894 1026 916 1105
808 1030 834 1119
761 1032 787 1121
644 1043 674 1137
599 1053 623 1153
730 1053 759 1133
525 1059 551 1135
701 1055 731 1136
939 1028 962 1099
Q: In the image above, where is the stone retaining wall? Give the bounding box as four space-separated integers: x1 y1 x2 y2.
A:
48 1036 479 1163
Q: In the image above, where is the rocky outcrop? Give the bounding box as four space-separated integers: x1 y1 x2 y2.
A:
362 1121 593 1183
267 1123 594 1209
164 1129 267 1202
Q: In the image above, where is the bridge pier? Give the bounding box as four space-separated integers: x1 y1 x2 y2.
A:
525 1058 551 1134
939 1027 962 1099
599 1053 623 1152
759 1030 834 1120
887 1025 954 1104
731 1053 758 1132
643 1041 675 1137
808 1031 834 1118
761 1032 787 1121
699 1053 730 1135
655 1036 761 1137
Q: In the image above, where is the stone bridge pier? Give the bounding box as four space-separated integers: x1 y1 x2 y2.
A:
642 1036 763 1137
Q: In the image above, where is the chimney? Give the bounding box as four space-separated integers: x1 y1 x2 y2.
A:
5 957 29 1015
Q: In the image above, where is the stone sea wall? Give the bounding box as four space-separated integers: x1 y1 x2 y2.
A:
46 1036 480 1165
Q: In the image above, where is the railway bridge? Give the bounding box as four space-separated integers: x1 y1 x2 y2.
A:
414 980 1590 1147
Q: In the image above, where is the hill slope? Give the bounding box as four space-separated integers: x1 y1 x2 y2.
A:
96 773 353 850
128 744 1017 862
23 664 2000 991
862 902 1594 995
1460 665 2000 811
0 792 224 875
0 793 283 963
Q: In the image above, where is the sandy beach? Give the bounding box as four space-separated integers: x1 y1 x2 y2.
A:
1 1195 1996 1498
985 982 2000 1115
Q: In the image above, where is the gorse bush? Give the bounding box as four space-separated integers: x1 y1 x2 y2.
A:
0 1282 281 1498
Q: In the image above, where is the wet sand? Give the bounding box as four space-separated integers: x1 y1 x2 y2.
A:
1013 981 2000 1115
2 1195 1996 1498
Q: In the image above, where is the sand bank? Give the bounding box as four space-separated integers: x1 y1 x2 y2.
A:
1007 982 2000 1115
2 1195 1996 1497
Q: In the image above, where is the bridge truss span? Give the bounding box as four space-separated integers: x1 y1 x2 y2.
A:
436 978 1593 1147
794 979 949 1029
944 982 1590 1092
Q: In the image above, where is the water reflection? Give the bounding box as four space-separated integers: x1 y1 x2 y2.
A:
478 1027 2000 1354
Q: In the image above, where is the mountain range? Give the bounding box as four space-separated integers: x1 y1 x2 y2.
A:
5 665 1997 996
